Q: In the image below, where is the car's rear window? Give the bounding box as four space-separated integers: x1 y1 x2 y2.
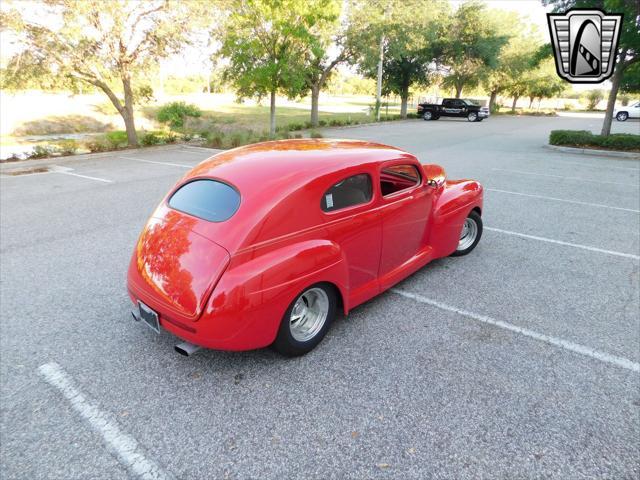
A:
168 179 240 222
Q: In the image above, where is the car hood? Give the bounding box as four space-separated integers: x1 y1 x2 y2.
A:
129 210 230 321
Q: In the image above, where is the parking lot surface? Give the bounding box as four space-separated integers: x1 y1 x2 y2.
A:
1 115 639 479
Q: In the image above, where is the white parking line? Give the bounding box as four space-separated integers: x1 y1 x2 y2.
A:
119 156 192 168
180 145 218 153
38 362 174 480
391 289 640 373
487 188 640 213
486 227 640 260
492 168 639 187
50 165 112 183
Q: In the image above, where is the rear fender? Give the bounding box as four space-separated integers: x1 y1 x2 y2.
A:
428 180 483 258
199 240 348 349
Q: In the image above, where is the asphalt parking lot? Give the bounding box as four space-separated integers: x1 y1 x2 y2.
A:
1 114 639 479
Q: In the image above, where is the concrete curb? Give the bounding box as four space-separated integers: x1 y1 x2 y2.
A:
545 144 640 160
0 144 219 173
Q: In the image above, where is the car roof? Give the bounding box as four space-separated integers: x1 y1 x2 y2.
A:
186 139 416 190
179 139 418 252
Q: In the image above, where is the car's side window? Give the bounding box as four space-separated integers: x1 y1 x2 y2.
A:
381 164 421 196
321 173 373 212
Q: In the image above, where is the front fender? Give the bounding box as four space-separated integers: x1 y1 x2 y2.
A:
195 239 348 350
428 179 483 258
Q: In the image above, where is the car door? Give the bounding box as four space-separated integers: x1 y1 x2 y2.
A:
321 171 382 297
378 162 432 280
632 102 640 119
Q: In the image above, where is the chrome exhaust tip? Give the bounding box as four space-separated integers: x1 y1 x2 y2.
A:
174 341 201 357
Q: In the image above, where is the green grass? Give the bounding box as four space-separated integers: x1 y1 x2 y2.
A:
144 103 374 133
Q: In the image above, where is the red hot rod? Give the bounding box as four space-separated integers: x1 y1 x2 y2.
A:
127 139 483 356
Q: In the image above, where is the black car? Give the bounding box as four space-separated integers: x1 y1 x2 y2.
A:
417 98 489 122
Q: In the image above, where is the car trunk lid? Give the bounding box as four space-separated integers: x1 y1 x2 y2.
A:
129 210 230 321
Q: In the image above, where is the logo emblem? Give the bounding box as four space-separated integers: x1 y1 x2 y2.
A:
547 9 623 83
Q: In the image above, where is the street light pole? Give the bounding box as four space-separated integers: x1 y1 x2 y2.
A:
376 34 383 121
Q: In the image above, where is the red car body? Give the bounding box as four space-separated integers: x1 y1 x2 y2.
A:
127 139 483 351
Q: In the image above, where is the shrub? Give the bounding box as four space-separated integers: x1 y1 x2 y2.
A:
310 130 323 138
582 89 604 110
55 139 78 156
105 130 128 149
229 132 245 148
208 132 225 148
156 101 202 128
85 138 110 153
140 131 162 146
549 130 640 151
27 145 55 159
318 120 327 127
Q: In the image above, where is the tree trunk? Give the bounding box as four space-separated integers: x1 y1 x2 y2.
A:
529 96 534 108
511 96 519 113
269 90 276 137
601 59 626 136
455 83 463 98
310 84 320 128
489 90 497 112
400 93 409 119
122 76 138 146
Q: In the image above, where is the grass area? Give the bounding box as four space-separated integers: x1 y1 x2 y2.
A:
143 103 377 134
549 130 640 152
12 114 114 136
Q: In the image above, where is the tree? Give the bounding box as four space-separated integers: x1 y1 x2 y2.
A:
1 0 208 146
219 0 335 136
301 1 348 128
483 12 541 112
543 0 640 136
440 1 508 98
350 0 448 118
525 59 567 108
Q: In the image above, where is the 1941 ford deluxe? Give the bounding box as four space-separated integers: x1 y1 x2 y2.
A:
127 139 483 356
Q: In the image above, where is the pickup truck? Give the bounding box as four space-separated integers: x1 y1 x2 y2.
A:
417 98 489 122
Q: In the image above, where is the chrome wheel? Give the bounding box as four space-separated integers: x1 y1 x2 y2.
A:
289 288 329 342
616 112 628 121
457 217 478 251
423 111 433 120
467 112 478 122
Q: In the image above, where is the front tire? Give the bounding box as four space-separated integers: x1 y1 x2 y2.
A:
450 210 482 257
616 112 628 121
467 112 478 122
273 283 336 356
423 111 433 121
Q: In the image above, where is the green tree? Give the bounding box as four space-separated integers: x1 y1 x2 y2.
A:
525 59 567 108
219 0 335 136
583 89 605 110
620 62 640 95
1 0 208 146
302 1 348 128
543 0 640 135
440 1 508 98
350 0 448 118
483 12 541 112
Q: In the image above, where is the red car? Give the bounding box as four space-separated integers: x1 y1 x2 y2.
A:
127 139 483 356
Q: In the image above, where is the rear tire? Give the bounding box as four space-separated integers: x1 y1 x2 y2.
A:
273 283 336 356
450 210 482 257
467 112 478 122
423 111 433 121
616 112 628 121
